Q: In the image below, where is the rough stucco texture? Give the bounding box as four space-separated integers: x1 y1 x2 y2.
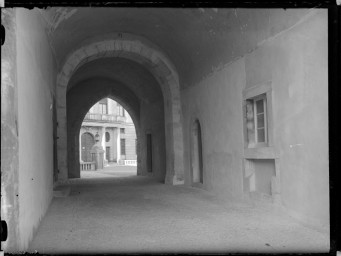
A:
181 9 328 228
181 57 245 200
259 10 328 227
16 9 56 250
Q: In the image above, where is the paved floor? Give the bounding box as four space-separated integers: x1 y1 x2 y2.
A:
29 166 329 254
80 164 137 179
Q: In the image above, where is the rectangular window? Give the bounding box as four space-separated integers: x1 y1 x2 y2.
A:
99 103 107 114
245 94 268 147
120 139 126 155
117 103 125 116
106 146 110 161
120 128 125 134
254 95 267 144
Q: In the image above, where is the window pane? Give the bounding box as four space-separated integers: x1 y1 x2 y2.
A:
256 99 264 113
120 139 126 155
257 128 265 142
257 114 265 128
105 132 110 142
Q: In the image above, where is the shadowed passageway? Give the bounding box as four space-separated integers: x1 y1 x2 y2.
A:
1 8 332 253
29 169 329 254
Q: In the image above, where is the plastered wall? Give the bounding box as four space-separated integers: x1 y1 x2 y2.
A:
181 58 245 199
16 8 56 250
261 10 328 228
139 100 166 182
181 9 328 229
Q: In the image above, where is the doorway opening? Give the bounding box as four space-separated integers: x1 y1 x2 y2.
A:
81 132 95 162
79 97 137 179
191 120 204 186
146 133 153 173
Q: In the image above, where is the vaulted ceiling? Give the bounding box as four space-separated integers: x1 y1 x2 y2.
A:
42 7 309 87
68 57 163 104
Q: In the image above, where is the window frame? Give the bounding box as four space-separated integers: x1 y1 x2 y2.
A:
105 131 110 142
242 82 273 149
253 94 268 146
99 103 107 114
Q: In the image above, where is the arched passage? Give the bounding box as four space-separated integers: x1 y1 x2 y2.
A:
67 78 146 179
57 34 185 184
191 120 203 185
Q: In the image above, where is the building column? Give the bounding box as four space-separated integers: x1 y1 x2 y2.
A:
101 126 108 166
101 127 106 159
117 127 121 163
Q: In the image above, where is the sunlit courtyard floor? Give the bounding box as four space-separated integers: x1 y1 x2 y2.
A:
80 163 137 179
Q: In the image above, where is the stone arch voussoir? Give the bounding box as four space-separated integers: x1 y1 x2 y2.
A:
56 36 184 184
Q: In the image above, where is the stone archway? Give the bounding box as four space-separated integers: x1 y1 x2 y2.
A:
67 79 142 179
56 34 184 184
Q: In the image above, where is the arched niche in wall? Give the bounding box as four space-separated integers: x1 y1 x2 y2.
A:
191 119 203 186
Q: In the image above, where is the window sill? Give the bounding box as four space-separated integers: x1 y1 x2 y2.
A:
244 146 278 159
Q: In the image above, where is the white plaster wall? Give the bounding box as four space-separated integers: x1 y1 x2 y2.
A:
240 10 329 230
266 10 328 229
181 58 245 200
16 8 56 250
181 9 328 230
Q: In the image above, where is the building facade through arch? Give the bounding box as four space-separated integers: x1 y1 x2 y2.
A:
56 34 185 184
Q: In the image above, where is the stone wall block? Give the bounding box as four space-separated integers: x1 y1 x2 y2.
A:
157 61 172 77
150 51 161 65
97 41 107 53
84 44 99 57
122 41 132 53
130 41 142 54
57 74 68 87
61 63 73 78
112 40 121 51
140 46 153 61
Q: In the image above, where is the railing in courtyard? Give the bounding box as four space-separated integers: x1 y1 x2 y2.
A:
80 162 96 171
124 160 137 166
84 113 126 123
